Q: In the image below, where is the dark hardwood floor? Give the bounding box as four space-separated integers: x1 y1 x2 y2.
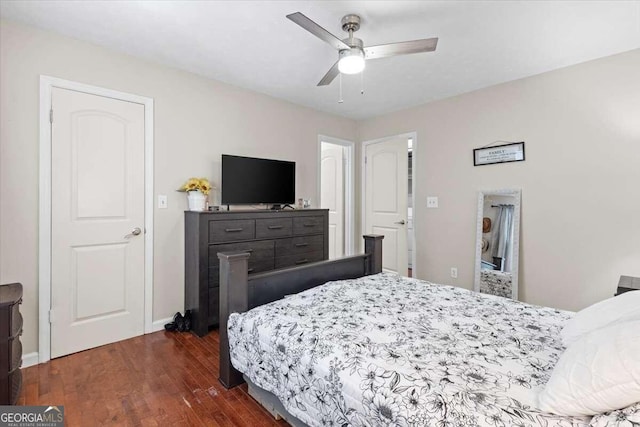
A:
18 330 288 426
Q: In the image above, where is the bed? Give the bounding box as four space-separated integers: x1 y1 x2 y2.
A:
217 236 591 427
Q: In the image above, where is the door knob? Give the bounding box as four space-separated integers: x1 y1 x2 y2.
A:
394 220 406 225
125 227 142 238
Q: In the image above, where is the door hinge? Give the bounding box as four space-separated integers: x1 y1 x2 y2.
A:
364 156 367 164
49 309 54 324
49 109 53 123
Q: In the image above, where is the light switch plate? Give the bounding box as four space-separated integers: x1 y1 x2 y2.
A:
158 195 168 209
427 196 439 208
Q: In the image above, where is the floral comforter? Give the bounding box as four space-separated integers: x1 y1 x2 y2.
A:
228 272 590 427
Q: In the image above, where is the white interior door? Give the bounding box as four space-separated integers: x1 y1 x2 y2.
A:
321 143 344 259
51 87 145 358
365 137 408 274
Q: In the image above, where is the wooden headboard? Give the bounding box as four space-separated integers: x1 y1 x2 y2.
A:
217 235 384 389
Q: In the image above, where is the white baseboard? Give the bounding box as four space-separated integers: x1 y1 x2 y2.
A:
22 352 39 368
151 317 173 332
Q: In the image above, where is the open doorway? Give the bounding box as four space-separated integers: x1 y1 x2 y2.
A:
318 136 355 259
362 133 416 277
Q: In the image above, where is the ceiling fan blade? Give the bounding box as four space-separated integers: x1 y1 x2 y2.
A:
364 38 438 60
317 61 340 86
287 12 350 51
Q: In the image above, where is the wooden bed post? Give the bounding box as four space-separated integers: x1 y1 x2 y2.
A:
364 234 384 275
217 251 250 389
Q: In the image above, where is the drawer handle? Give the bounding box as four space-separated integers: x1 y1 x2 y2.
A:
268 225 283 230
246 249 254 253
295 243 309 247
248 268 255 273
225 228 243 232
295 258 308 265
303 223 316 227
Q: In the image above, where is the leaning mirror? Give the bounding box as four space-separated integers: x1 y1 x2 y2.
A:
474 189 521 299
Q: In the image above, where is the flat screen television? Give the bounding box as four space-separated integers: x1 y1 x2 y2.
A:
221 155 295 206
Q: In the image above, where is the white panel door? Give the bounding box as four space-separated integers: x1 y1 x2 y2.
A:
321 143 344 259
51 87 145 358
365 138 408 274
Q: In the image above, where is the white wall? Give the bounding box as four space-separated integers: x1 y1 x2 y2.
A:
0 19 357 355
358 49 640 312
2 17 639 358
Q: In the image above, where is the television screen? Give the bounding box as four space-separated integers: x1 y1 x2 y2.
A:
221 155 295 205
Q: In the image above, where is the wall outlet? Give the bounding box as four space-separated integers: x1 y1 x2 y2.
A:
158 195 168 209
450 267 458 279
427 196 439 208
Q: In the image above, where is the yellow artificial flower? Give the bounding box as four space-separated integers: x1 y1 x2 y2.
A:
178 177 214 195
198 178 212 195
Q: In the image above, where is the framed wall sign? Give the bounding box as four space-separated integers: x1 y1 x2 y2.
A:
473 142 525 166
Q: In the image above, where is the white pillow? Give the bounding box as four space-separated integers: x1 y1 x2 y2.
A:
562 290 640 346
538 320 640 416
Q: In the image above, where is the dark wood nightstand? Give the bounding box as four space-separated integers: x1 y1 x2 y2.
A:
615 275 640 296
1 283 23 405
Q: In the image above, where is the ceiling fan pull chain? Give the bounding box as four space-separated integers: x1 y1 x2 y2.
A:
361 68 365 95
338 73 344 103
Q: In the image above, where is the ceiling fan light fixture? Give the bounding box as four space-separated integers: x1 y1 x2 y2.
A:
338 48 365 74
287 12 437 87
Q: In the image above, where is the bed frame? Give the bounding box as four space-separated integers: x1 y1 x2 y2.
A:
217 234 384 389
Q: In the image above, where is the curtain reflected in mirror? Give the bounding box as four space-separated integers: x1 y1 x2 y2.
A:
474 189 521 299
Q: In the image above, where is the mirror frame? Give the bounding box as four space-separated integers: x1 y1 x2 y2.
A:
473 189 521 300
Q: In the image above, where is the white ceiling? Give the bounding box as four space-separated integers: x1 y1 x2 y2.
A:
1 1 639 120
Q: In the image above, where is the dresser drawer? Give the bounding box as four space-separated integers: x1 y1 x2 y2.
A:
208 257 275 286
209 219 255 242
276 235 324 257
210 240 274 262
209 240 274 268
10 303 22 338
256 218 292 239
293 216 324 235
209 240 275 285
9 337 22 373
275 251 324 269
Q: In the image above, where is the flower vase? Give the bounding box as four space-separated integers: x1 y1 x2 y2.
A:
187 190 206 211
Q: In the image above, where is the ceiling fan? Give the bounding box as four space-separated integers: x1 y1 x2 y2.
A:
286 12 438 86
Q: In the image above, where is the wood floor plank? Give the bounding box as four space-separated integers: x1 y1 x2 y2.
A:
18 330 288 426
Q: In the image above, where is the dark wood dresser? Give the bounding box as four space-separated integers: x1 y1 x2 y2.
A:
1 283 23 405
615 275 640 296
185 209 329 336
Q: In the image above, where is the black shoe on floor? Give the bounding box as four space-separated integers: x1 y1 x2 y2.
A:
173 312 185 332
183 310 192 332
